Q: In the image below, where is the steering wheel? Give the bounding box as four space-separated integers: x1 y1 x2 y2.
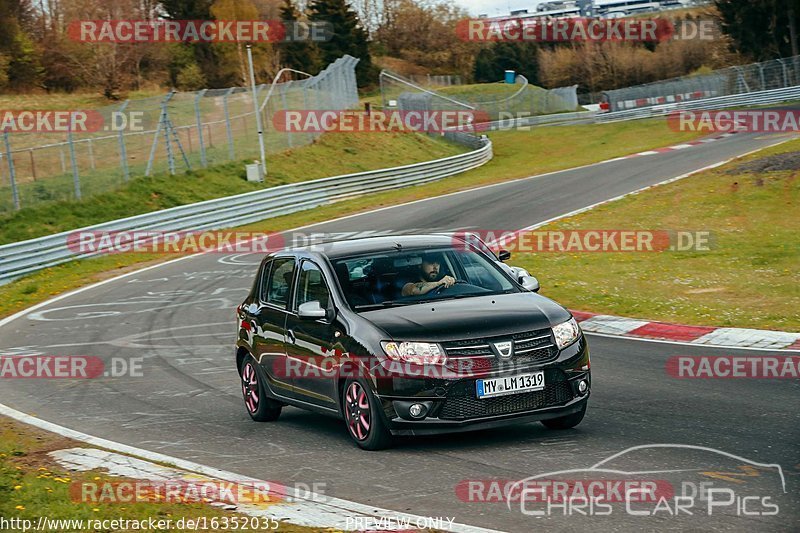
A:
432 279 466 295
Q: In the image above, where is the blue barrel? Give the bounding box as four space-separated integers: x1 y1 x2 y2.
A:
504 70 516 84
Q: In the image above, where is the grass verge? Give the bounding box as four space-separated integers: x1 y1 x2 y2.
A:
0 416 324 532
0 118 706 320
508 136 799 331
0 132 463 244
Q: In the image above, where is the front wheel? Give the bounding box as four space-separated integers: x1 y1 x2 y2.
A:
241 356 282 422
342 379 392 450
541 402 587 430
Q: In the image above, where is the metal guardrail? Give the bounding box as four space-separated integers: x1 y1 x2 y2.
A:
595 85 800 122
483 85 800 128
0 137 493 285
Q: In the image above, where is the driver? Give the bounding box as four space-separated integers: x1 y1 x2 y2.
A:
401 252 456 296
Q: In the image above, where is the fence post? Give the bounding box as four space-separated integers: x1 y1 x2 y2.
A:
280 82 293 149
67 129 81 200
117 100 130 181
146 91 170 176
194 89 208 167
163 100 175 175
3 132 20 210
777 59 788 87
29 149 36 180
223 87 235 160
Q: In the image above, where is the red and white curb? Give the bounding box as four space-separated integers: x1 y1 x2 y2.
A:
571 310 800 351
611 132 736 161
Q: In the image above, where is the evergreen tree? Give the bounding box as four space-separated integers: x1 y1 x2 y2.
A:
161 0 223 87
715 0 799 60
473 47 499 83
309 0 376 87
473 42 539 84
0 0 41 89
279 0 321 74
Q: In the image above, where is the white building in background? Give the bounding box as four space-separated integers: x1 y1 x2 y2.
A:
484 0 705 20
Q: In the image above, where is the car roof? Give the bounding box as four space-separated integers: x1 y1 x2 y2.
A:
283 234 460 260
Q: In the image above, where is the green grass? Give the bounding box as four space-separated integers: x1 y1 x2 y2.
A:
0 417 327 532
508 137 800 331
0 132 463 244
438 81 541 100
0 118 707 319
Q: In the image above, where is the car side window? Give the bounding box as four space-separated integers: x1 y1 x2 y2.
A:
295 261 331 312
267 258 295 307
258 259 273 302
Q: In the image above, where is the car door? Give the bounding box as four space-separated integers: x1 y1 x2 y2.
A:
253 256 296 398
284 259 341 409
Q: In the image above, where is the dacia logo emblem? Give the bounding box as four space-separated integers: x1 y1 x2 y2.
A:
493 341 513 358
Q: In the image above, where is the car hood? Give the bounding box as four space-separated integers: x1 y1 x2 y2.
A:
359 293 571 341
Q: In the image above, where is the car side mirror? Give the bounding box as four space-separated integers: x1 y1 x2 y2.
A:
298 301 327 320
519 275 540 292
498 249 511 262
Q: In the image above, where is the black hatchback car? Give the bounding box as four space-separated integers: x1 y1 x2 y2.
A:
235 235 590 450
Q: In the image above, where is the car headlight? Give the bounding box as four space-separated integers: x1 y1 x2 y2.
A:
552 318 581 350
381 341 446 365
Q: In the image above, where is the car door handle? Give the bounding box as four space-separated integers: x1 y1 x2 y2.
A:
287 329 296 344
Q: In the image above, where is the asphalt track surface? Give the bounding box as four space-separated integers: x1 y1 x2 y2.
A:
0 131 797 532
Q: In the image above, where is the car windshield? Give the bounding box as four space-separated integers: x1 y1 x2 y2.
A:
332 246 518 310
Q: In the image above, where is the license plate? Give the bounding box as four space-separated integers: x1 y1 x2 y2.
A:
476 371 545 399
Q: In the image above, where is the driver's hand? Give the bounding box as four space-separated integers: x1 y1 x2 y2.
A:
440 275 456 288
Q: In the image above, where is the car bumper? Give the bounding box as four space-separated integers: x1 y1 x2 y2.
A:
371 337 591 435
386 395 588 436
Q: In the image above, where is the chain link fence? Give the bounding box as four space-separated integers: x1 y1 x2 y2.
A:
379 70 579 123
602 55 800 112
0 55 360 213
406 74 463 88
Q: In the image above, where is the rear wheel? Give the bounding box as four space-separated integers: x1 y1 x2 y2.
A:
541 402 587 430
241 356 282 422
342 379 392 450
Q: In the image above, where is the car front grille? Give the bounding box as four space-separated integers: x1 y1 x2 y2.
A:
442 328 557 373
437 375 573 421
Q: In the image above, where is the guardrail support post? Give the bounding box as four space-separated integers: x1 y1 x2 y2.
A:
3 132 20 210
